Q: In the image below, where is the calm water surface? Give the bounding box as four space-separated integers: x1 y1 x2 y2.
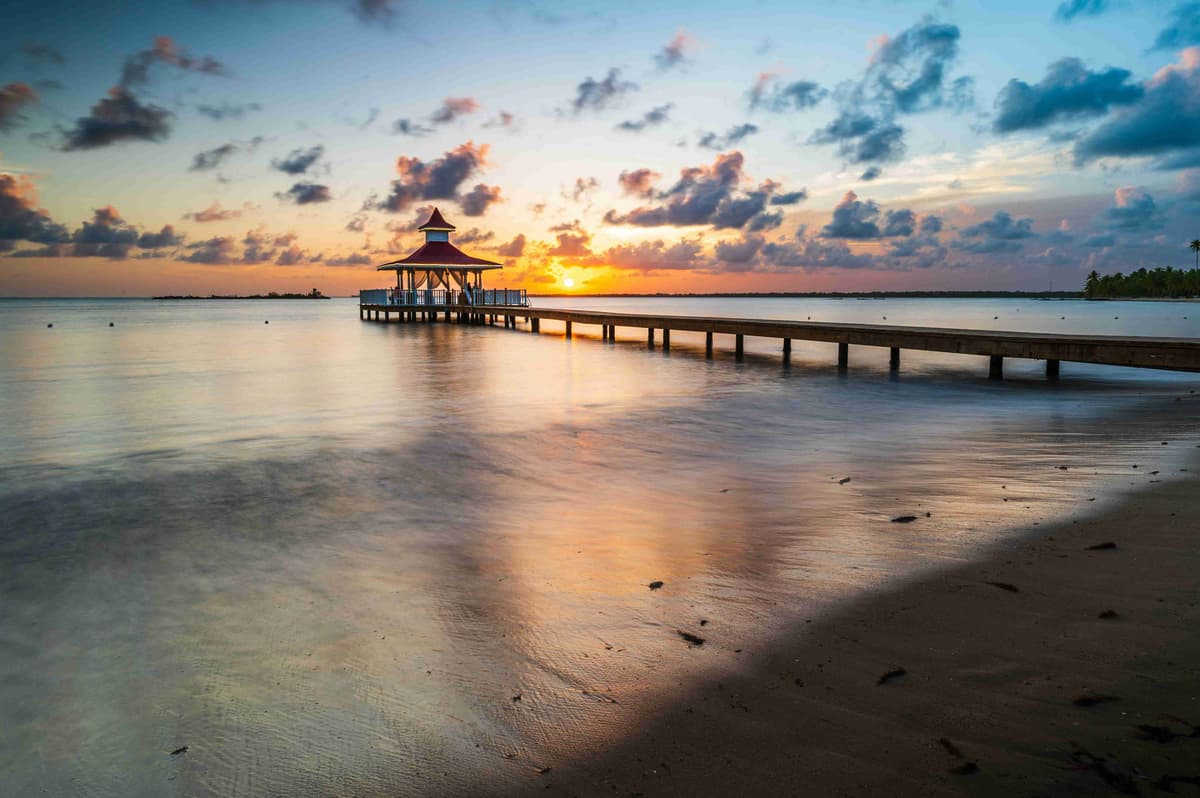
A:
1 296 1198 796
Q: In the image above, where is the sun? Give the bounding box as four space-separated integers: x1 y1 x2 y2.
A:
562 277 575 288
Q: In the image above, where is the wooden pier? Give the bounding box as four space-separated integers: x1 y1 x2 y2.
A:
358 303 1200 379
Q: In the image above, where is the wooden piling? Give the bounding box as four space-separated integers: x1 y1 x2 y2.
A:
565 320 572 339
989 355 1004 380
706 331 713 358
838 342 849 369
735 334 744 361
662 329 670 351
890 347 900 370
648 328 655 349
1046 358 1060 379
783 338 791 363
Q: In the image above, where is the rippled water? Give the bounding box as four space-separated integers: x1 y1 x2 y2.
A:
1 296 1198 796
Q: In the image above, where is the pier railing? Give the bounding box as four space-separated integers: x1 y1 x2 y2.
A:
359 288 528 307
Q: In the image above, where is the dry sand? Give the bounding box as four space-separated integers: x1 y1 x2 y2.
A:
514 468 1200 796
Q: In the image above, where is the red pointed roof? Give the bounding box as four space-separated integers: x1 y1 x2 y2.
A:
377 241 502 270
418 207 455 232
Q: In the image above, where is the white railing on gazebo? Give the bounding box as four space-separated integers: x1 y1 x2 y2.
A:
358 288 528 307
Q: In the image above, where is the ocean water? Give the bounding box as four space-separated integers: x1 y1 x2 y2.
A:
1 296 1198 797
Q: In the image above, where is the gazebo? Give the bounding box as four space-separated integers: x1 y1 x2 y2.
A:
360 208 526 309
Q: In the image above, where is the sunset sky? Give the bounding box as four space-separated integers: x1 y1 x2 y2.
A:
2 0 1199 296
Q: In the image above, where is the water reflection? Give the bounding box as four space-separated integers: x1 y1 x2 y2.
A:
0 298 1197 796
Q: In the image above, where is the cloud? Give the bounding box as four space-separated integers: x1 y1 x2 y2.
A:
430 97 480 124
277 182 332 204
0 174 69 247
19 42 66 65
271 145 324 175
183 235 236 264
654 31 692 70
459 183 502 216
564 176 599 203
1153 3 1200 50
184 201 242 222
391 118 433 136
196 101 262 120
697 123 758 150
0 83 38 131
860 166 882 181
66 206 141 258
747 73 827 112
353 0 400 25
483 111 516 129
715 234 765 264
569 68 638 113
806 17 970 167
325 252 373 267
954 210 1036 252
1055 0 1111 21
190 142 238 171
548 220 592 257
820 191 882 238
1073 47 1200 164
992 58 1143 133
617 169 659 198
770 190 808 206
137 224 184 248
1102 186 1163 229
497 233 526 257
373 141 489 212
119 36 226 87
60 88 172 150
600 238 706 272
616 103 673 132
604 151 788 230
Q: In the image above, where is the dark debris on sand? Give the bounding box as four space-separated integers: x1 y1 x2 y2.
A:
648 580 664 590
891 516 918 523
678 631 705 646
986 581 1020 593
1086 541 1118 551
1073 694 1121 708
877 667 907 685
169 746 188 756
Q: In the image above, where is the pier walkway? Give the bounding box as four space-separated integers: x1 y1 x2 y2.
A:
357 302 1200 379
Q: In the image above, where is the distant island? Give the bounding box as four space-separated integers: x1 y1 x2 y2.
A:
154 289 329 300
1085 267 1199 299
531 290 1083 299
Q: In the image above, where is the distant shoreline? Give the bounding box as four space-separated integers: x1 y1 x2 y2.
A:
153 294 330 300
530 291 1084 299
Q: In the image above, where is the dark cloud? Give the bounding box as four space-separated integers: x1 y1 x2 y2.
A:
430 97 480 124
715 234 765 264
807 17 969 167
697 123 758 150
120 36 226 87
497 233 526 257
19 42 66 65
345 213 367 232
654 31 692 71
184 201 242 222
1055 0 1111 21
60 88 172 150
197 101 262 120
860 166 882 181
454 228 494 244
277 182 332 204
770 190 807 206
353 0 399 25
820 191 920 239
459 183 502 216
190 142 238 171
138 224 184 249
482 111 516 129
391 118 433 136
325 252 373 266
747 73 827 112
616 103 673 132
604 151 785 230
1074 49 1200 164
68 206 139 258
374 142 489 212
955 210 1036 253
1153 3 1200 50
183 235 236 264
745 211 782 232
0 174 70 247
992 58 1142 133
271 145 324 175
1102 187 1163 230
0 82 38 130
569 68 638 113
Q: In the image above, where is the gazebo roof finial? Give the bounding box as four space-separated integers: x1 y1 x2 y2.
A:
418 207 455 232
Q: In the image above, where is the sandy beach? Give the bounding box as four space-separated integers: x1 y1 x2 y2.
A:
522 465 1200 796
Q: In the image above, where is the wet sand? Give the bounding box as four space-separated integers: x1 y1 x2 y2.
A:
518 467 1200 796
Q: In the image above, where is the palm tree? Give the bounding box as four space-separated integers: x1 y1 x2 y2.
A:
1191 239 1200 271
